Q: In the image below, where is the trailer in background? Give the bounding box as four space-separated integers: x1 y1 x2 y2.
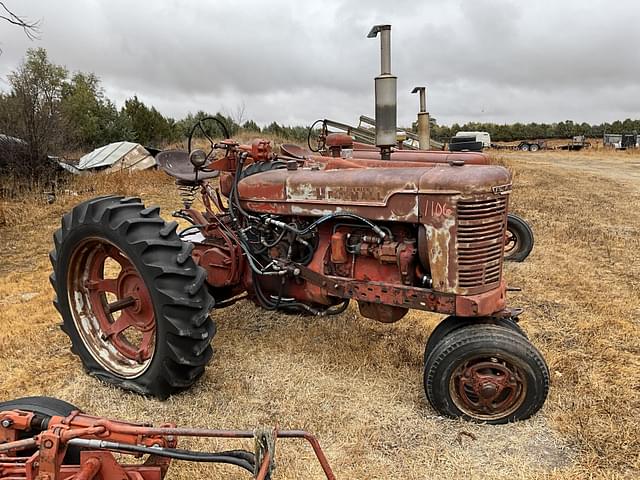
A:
516 140 546 152
491 139 546 151
557 135 591 150
604 133 638 149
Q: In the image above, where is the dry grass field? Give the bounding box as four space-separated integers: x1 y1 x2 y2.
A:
1 148 639 479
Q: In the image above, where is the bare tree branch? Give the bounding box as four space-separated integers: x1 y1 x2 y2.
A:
0 2 41 41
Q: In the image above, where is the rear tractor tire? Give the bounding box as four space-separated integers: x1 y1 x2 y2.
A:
505 213 534 262
423 324 549 424
50 195 216 399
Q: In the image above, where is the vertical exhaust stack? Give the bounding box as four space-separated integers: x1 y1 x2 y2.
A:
412 86 431 150
368 24 397 160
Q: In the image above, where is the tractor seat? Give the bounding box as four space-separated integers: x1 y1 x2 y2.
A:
280 143 311 159
156 150 220 184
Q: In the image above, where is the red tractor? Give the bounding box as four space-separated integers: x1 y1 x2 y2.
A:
50 120 548 425
49 25 547 424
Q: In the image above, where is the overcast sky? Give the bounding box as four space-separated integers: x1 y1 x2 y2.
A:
1 0 639 127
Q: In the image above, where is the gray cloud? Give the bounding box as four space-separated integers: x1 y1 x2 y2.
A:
1 0 639 127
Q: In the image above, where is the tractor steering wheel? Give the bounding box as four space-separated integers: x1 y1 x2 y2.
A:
187 116 231 161
307 119 328 153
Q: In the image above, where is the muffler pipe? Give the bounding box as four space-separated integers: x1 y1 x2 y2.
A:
412 86 431 150
368 24 397 160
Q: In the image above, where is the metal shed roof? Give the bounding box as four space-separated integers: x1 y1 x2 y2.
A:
78 141 145 170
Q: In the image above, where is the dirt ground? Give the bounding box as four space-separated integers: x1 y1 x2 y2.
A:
0 149 638 479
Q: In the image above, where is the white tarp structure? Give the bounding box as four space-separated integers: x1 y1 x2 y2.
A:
77 141 155 172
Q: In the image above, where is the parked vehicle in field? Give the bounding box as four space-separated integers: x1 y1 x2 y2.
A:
449 135 484 152
516 140 546 152
603 133 638 149
51 121 548 425
454 131 491 148
50 25 547 425
491 140 546 152
558 135 590 150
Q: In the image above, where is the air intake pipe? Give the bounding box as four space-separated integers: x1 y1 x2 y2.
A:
412 86 431 149
368 24 397 160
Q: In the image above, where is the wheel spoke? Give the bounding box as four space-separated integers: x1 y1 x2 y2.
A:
106 311 138 336
85 278 118 293
105 245 133 268
137 330 155 362
111 320 155 363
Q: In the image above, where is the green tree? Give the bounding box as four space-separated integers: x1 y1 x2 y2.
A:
1 48 67 178
242 120 260 132
61 72 124 149
121 96 173 145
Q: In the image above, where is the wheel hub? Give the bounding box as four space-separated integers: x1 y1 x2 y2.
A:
504 231 518 254
479 381 498 399
68 238 157 378
451 357 526 420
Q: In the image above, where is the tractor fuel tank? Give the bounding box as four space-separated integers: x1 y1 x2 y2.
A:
237 163 511 221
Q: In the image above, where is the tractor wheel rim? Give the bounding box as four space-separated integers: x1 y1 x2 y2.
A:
449 356 527 420
504 230 519 255
67 237 156 378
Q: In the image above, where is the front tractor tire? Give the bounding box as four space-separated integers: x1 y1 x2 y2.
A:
424 324 549 424
50 196 215 399
505 213 534 262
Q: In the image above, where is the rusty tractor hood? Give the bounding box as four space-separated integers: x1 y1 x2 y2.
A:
237 163 511 220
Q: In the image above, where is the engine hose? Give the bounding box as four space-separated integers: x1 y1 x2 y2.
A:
332 222 393 240
252 272 284 310
300 213 385 238
326 299 350 315
297 240 315 265
265 212 386 240
254 275 350 316
67 439 255 474
227 170 267 273
227 154 302 276
172 210 199 225
283 298 350 316
228 202 281 277
253 272 287 310
261 228 287 248
231 153 259 221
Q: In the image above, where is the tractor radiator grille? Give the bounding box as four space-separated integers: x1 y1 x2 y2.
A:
456 197 507 289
